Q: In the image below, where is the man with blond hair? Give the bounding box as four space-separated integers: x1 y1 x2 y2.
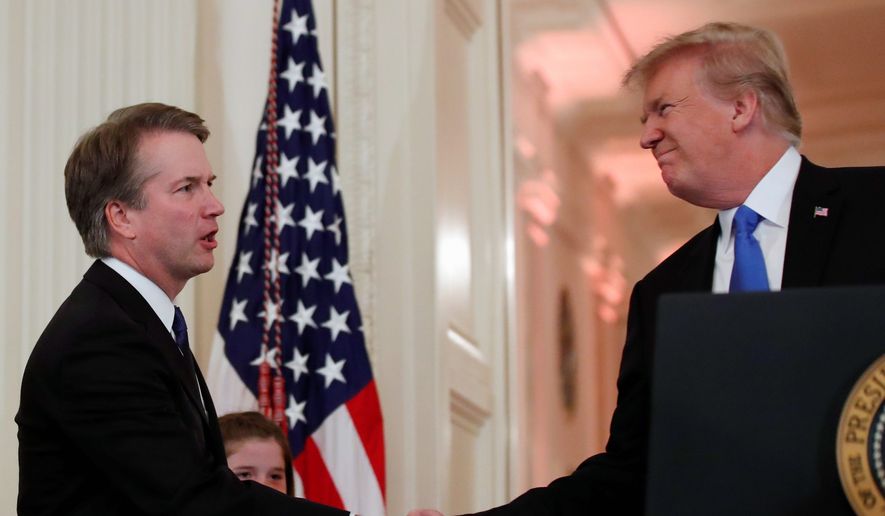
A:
413 21 885 515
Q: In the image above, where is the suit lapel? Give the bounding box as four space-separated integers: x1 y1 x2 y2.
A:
782 158 844 288
195 365 227 462
674 219 719 292
84 261 209 424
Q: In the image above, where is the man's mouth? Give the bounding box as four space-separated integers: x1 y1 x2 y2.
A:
654 147 675 162
201 230 218 246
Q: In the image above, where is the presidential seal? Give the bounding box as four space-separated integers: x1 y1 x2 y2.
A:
837 354 885 515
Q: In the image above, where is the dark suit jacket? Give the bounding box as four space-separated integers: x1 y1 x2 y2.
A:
17 260 346 515
470 158 885 515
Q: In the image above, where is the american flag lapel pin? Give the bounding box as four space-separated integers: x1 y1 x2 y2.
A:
813 206 829 218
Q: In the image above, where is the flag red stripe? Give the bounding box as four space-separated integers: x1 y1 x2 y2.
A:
346 381 386 497
293 437 345 509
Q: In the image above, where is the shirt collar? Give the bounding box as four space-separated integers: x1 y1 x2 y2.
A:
101 257 176 334
718 146 801 240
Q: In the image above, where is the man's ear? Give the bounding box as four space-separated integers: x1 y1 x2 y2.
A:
731 89 759 133
105 201 137 240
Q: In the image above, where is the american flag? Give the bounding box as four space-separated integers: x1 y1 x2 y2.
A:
207 0 386 513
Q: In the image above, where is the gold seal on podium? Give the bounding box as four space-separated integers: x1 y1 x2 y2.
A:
837 354 885 515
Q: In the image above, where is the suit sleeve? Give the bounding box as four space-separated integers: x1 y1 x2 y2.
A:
53 317 345 515
464 280 653 516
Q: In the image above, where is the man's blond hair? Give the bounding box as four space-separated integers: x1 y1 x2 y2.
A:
624 22 801 146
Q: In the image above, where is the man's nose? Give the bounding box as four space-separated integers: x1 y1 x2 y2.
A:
205 189 225 217
640 123 663 150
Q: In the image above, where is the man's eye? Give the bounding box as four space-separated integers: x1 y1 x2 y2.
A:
658 103 673 116
179 184 192 193
236 471 252 480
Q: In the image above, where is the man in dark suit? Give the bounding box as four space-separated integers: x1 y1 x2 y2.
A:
16 103 348 515
410 21 885 516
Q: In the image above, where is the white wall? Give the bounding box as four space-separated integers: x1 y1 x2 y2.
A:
1 1 199 512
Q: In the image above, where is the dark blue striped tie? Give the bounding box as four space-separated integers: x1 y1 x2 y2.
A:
172 306 190 353
172 305 206 415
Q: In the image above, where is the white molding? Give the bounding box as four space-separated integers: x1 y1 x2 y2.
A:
447 326 493 417
336 0 378 360
444 0 483 40
451 390 492 435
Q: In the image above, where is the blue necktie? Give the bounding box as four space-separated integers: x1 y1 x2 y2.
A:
172 306 190 353
172 306 206 414
730 205 769 292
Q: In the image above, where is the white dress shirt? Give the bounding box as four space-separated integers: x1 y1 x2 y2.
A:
102 256 177 337
713 146 802 293
102 257 208 414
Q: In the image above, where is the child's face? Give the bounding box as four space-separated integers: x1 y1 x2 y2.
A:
227 438 287 494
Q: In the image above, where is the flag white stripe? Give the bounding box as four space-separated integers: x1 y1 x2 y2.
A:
207 331 258 416
293 469 305 499
312 404 386 516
